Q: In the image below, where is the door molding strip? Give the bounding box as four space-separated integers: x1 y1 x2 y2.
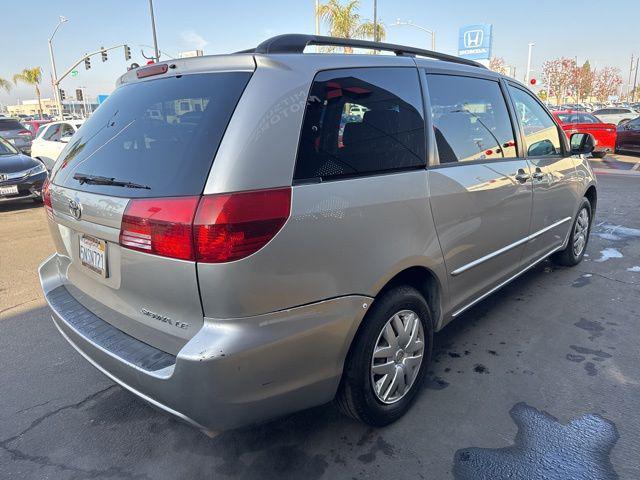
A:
450 216 572 277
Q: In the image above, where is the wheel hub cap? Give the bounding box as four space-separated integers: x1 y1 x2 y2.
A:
573 207 590 257
370 310 425 404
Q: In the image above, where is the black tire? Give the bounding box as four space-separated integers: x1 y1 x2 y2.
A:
552 198 592 267
591 151 606 158
336 285 433 426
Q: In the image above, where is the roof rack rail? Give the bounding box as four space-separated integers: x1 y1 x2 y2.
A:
250 34 487 69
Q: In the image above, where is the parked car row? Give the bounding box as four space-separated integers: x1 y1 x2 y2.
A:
0 135 47 203
551 109 640 156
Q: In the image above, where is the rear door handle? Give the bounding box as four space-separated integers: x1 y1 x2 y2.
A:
514 169 530 183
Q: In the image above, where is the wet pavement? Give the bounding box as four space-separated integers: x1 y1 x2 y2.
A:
1 173 639 479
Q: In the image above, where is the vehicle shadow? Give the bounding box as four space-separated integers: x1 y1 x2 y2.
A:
0 199 42 213
1 258 568 479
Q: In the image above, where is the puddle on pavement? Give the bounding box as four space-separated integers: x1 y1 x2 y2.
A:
595 223 640 242
453 402 619 480
595 248 623 263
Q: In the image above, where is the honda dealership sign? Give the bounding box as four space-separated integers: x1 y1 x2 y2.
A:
458 24 493 60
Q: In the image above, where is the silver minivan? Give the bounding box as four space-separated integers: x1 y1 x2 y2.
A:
39 35 597 433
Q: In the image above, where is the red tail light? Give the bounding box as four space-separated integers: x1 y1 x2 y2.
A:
194 187 291 263
118 187 291 263
120 197 200 260
42 178 53 219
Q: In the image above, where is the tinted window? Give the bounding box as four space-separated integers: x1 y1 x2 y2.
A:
60 123 75 138
0 119 25 131
426 74 517 163
294 68 425 181
52 72 252 198
509 86 562 157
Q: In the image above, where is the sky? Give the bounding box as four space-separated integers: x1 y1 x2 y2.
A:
1 0 638 106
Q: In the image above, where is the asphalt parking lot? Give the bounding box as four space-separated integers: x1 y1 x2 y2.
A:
1 158 639 479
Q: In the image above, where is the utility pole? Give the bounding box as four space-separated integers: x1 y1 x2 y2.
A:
48 15 67 120
315 0 320 52
148 0 160 62
627 54 635 101
632 57 639 103
524 42 535 84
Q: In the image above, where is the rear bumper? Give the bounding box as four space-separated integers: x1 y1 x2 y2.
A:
39 253 371 432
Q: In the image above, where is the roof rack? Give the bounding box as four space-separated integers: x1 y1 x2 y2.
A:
248 34 487 70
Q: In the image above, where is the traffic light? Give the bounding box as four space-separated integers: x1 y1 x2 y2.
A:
84 56 91 70
76 89 83 101
101 47 107 62
59 89 66 101
124 45 131 61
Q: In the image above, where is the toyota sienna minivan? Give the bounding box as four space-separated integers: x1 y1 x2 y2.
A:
39 34 597 433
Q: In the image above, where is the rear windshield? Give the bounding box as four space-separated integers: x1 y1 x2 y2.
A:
52 72 252 197
0 119 25 131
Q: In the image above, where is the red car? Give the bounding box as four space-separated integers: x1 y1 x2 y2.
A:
552 110 616 158
22 119 52 137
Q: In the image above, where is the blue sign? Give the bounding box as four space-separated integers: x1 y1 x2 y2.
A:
458 24 493 60
97 94 109 104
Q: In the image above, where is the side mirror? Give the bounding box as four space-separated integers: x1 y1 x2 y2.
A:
570 132 595 155
60 135 73 143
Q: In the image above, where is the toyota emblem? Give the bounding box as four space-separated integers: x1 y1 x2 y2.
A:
69 199 82 220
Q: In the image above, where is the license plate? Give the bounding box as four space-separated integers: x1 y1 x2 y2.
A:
0 185 18 196
79 234 108 277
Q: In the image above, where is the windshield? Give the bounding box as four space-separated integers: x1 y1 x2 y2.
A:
52 72 252 198
0 137 18 155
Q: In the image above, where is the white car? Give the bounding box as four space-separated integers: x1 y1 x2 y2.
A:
592 108 638 126
31 120 83 170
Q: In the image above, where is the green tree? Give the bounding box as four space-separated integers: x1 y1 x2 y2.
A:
317 0 385 52
0 78 11 93
13 67 43 118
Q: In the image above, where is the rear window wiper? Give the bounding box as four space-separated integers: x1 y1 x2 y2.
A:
73 173 151 190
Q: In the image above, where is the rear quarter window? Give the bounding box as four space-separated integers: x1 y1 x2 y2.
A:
294 67 426 182
0 120 25 131
52 72 252 198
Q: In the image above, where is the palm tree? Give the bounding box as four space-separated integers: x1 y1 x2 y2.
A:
0 78 11 93
13 67 43 118
317 0 385 52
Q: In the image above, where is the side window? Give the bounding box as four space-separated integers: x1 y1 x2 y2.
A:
508 86 562 157
294 67 425 182
426 74 517 164
60 123 75 139
43 124 62 141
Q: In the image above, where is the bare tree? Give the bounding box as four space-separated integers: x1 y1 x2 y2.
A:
542 58 576 105
488 57 508 75
593 67 623 102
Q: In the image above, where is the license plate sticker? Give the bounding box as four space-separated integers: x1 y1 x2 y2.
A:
79 234 108 277
0 185 18 196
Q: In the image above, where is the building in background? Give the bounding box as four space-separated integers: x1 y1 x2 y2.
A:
6 98 98 118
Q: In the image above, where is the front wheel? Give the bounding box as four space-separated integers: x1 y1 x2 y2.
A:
552 198 592 267
336 286 433 426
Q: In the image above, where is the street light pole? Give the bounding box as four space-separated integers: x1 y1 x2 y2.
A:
48 15 67 120
632 57 639 103
390 20 436 51
524 42 535 84
373 0 378 42
148 0 160 62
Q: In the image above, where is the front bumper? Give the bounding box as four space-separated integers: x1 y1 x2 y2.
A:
0 172 46 203
39 253 371 432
